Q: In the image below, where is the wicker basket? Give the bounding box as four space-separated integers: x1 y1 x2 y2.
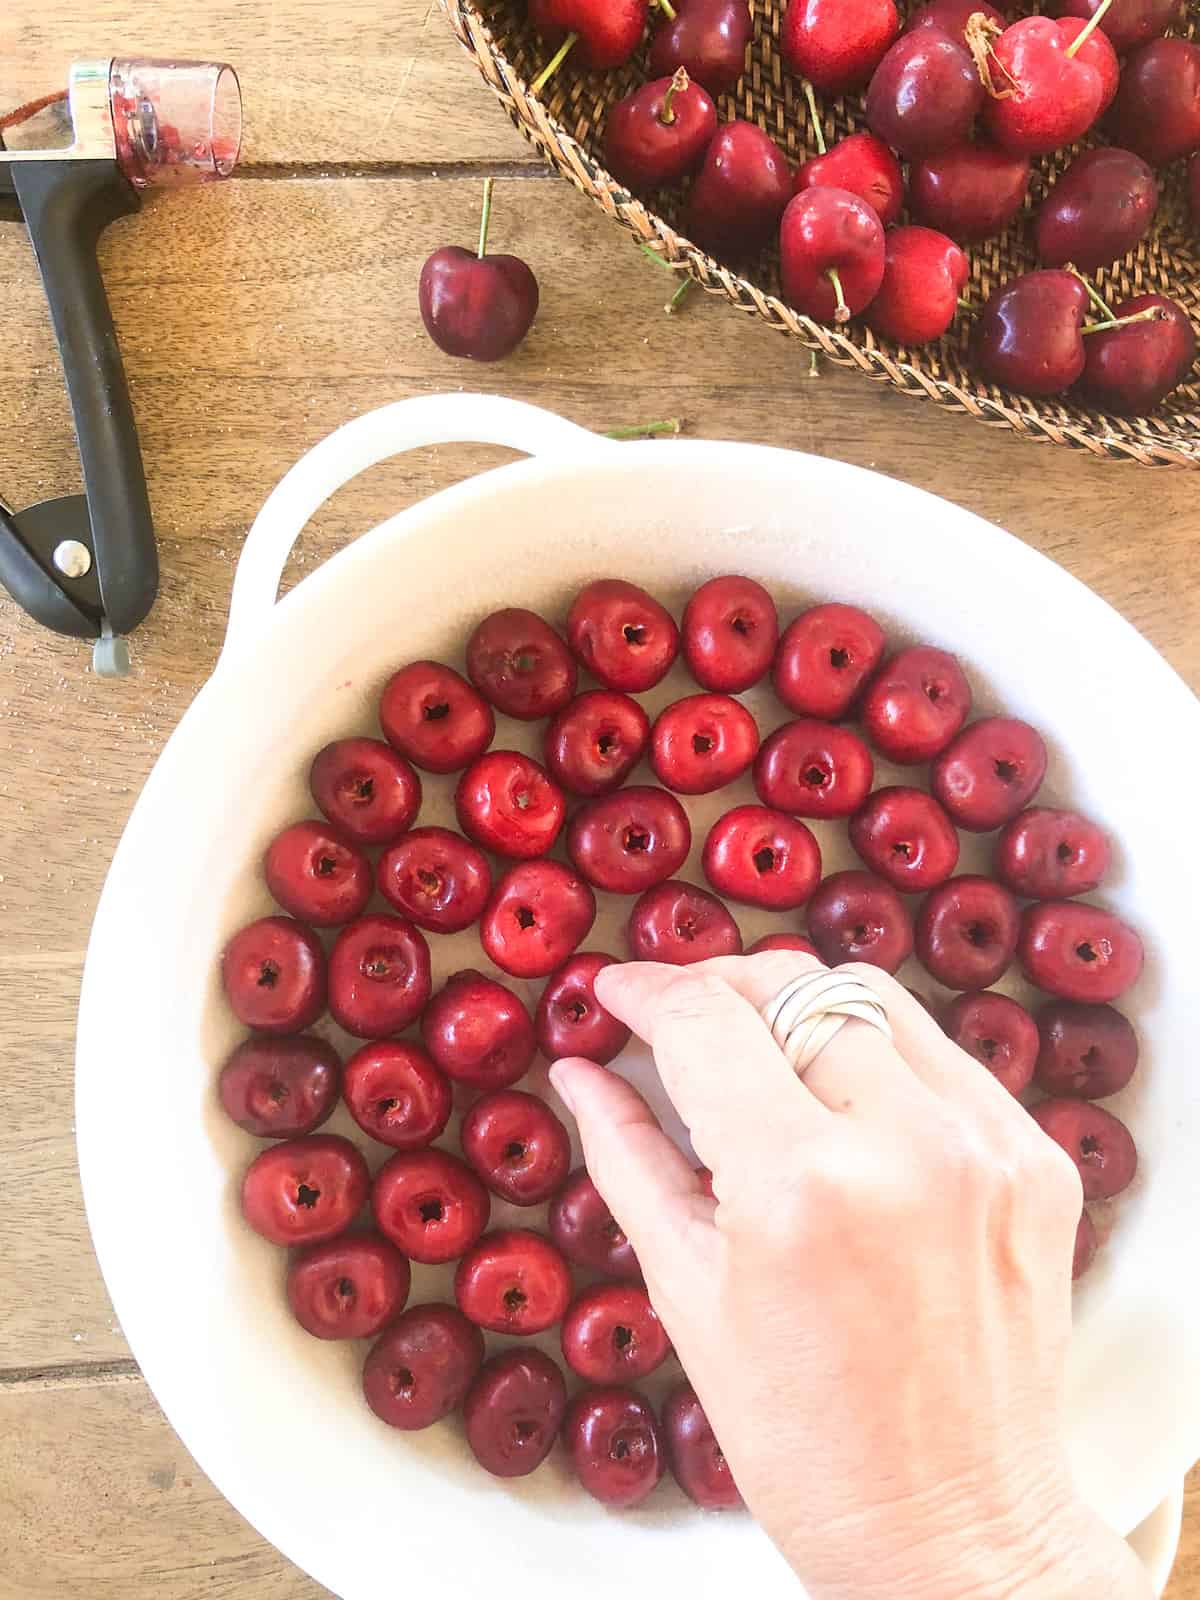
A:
442 0 1200 467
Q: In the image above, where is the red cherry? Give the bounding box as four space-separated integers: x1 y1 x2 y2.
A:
481 859 596 979
567 785 691 894
866 28 985 159
848 786 960 893
372 1148 491 1264
362 1304 484 1430
221 915 326 1034
972 269 1090 397
1018 901 1144 1003
860 645 972 764
419 246 538 363
1034 1000 1139 1099
544 690 650 796
942 990 1038 1096
567 579 679 692
565 1386 665 1507
782 0 900 93
535 952 631 1065
910 143 1031 243
648 0 753 94
981 16 1110 156
454 1228 573 1335
794 134 904 231
685 122 793 259
1030 1098 1137 1200
287 1233 410 1341
650 693 759 794
930 716 1047 832
379 660 494 774
549 1168 643 1280
628 879 743 964
682 575 779 693
263 820 372 927
561 1284 670 1383
309 737 422 846
241 1134 368 1247
663 1383 743 1510
218 1034 341 1138
754 719 875 819
702 804 822 909
328 913 431 1039
342 1039 452 1150
465 607 576 720
1034 148 1157 272
905 0 1003 39
421 969 537 1090
463 1349 568 1478
916 875 1019 990
995 807 1112 900
1073 1209 1098 1280
1109 39 1200 164
1055 15 1121 111
461 1089 572 1205
773 601 885 719
807 870 914 973
863 225 969 346
604 71 718 194
528 0 649 69
377 826 492 933
747 932 821 956
1050 0 1184 54
780 187 886 325
1077 293 1197 417
455 749 565 859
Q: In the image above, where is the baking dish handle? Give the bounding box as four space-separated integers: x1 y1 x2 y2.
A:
221 393 615 661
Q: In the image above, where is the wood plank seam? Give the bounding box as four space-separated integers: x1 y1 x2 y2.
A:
0 1357 141 1392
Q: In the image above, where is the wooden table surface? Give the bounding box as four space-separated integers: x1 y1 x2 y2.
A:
1 4 1198 1594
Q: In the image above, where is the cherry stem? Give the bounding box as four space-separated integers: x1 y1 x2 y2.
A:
653 0 677 16
605 419 683 439
808 350 821 379
665 276 694 313
640 243 677 271
660 67 689 126
1066 264 1116 322
827 266 850 324
802 81 827 156
531 31 576 94
1065 0 1114 57
1081 306 1165 334
956 296 977 316
477 177 494 259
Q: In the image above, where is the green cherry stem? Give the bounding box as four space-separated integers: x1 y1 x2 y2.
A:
802 80 827 157
956 296 977 316
531 31 577 94
1065 0 1114 57
1081 306 1164 334
660 67 689 125
477 177 494 259
665 276 694 313
605 419 683 439
1065 264 1116 322
827 266 851 324
640 243 677 272
653 0 677 17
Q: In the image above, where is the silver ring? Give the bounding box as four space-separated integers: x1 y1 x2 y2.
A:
761 970 892 1079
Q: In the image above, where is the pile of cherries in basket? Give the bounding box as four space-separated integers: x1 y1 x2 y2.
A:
517 0 1199 413
219 574 1142 1507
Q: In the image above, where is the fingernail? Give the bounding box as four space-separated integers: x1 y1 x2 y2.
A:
548 1062 576 1114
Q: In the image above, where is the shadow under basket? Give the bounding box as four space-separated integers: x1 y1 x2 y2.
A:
442 0 1200 468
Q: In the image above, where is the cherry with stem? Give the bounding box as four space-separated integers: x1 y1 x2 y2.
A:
532 33 578 93
1063 0 1113 57
798 81 851 322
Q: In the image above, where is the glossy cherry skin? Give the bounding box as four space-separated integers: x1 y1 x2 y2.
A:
773 602 885 719
682 575 778 692
419 247 538 362
565 1386 665 1507
536 952 631 1065
702 805 822 909
455 750 566 859
663 1383 743 1509
864 225 969 347
649 0 753 94
463 1349 568 1478
567 785 691 894
1056 16 1121 112
650 693 759 794
561 1284 670 1383
628 879 743 964
544 690 650 796
465 607 576 720
1018 901 1144 1003
848 787 960 893
221 916 326 1034
309 737 422 846
983 17 1110 156
1073 1209 1098 1280
1035 149 1157 273
342 1039 452 1150
1051 0 1184 53
1108 38 1200 166
1077 294 1197 417
263 820 372 927
973 270 1090 396
455 1228 573 1335
942 990 1038 1096
905 0 1003 38
782 0 900 93
286 1233 411 1341
461 1089 572 1205
754 720 874 820
931 716 1048 833
910 143 1031 243
379 660 495 774
807 871 914 973
604 73 718 194
916 876 1019 990
481 859 597 979
549 1168 643 1280
866 29 984 159
793 133 905 228
747 932 821 956
372 1148 491 1264
528 0 648 68
779 187 886 324
420 970 536 1090
1035 1000 1139 1099
377 826 491 934
362 1304 484 1431
1030 1098 1137 1200
218 1034 340 1138
686 122 792 259
860 645 972 764
328 914 431 1038
995 807 1111 900
241 1135 369 1247
567 579 679 692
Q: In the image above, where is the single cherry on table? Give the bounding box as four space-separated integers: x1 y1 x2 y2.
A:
309 736 422 846
222 915 326 1035
465 605 577 720
461 1089 573 1206
1035 999 1139 1099
995 806 1112 900
703 804 822 910
916 875 1020 990
287 1233 411 1341
772 601 885 719
263 819 372 927
544 689 650 796
419 179 538 362
342 1039 452 1150
362 1303 485 1431
379 659 495 774
421 969 537 1090
455 749 566 859
628 879 744 964
549 1168 643 1280
218 1034 340 1138
372 1148 491 1265
604 69 718 195
241 1134 369 1248
481 858 597 978
377 826 492 934
567 579 680 692
807 870 914 974
327 913 432 1039
463 1348 568 1478
536 952 631 1065
942 990 1039 1097
650 692 760 795
663 1383 743 1510
561 1283 671 1383
565 1385 665 1507
649 0 753 95
567 784 692 895
454 1228 574 1335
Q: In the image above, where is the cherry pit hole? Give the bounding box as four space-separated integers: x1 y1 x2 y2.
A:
965 922 993 949
1082 1045 1101 1069
315 854 338 878
753 846 776 874
335 1277 355 1301
692 732 715 755
257 960 280 989
565 997 589 1024
390 1366 415 1397
804 765 829 788
515 906 537 931
503 1287 527 1312
1079 1135 1103 1161
513 1419 539 1443
503 1141 527 1164
924 680 946 704
994 759 1020 785
622 623 646 647
423 702 450 722
596 732 617 757
829 646 850 670
1057 841 1077 864
613 1325 634 1353
624 827 651 854
979 1038 999 1062
419 1199 445 1225
296 1183 321 1208
351 777 374 804
1076 942 1102 964
731 614 752 637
